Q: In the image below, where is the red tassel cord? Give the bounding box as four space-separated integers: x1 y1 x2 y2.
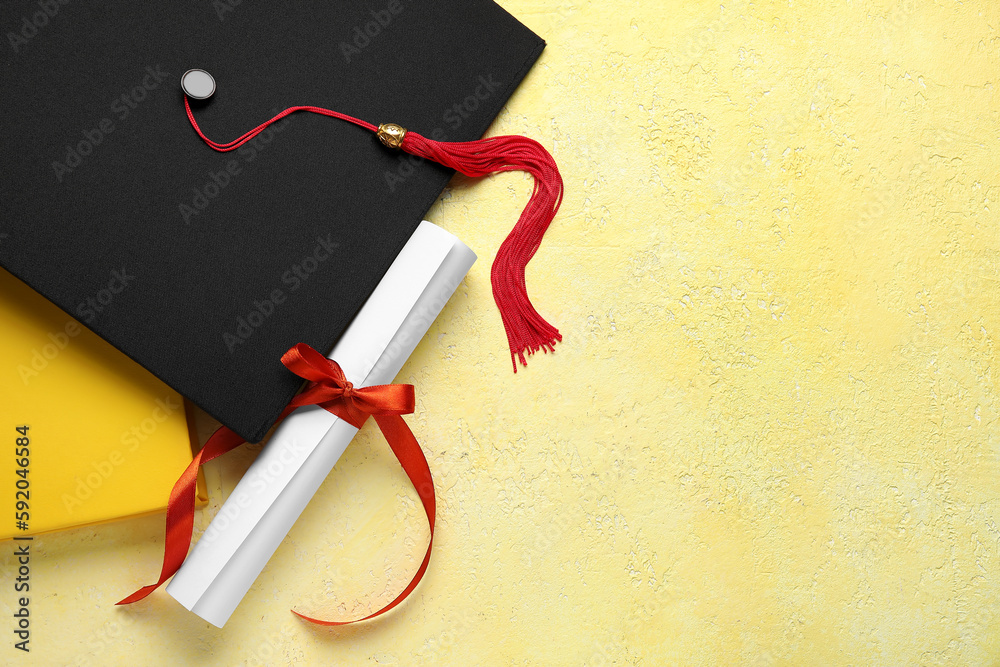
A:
184 99 563 370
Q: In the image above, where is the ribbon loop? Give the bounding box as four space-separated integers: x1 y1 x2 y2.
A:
118 344 436 626
282 342 350 385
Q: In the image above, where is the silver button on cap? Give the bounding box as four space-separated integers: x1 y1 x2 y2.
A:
181 69 216 100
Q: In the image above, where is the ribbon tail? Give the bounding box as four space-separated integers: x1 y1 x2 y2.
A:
291 414 435 625
116 407 292 605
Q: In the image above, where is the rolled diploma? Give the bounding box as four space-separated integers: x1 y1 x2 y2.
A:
165 220 476 627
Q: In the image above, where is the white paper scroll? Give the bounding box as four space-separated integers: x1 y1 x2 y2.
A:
165 220 476 627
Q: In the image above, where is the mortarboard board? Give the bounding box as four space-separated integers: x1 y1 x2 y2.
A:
0 0 557 442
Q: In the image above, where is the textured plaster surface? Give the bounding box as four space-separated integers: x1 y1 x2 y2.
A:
3 1 999 665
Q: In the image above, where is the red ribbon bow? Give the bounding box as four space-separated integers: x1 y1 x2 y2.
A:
118 343 436 626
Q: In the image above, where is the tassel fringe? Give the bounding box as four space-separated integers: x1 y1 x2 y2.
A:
401 132 563 370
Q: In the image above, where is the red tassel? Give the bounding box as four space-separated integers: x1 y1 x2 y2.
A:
183 98 563 371
400 131 563 371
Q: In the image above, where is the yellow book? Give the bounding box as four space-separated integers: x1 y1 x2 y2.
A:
0 268 205 539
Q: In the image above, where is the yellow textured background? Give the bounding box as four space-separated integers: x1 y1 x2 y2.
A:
3 1 999 664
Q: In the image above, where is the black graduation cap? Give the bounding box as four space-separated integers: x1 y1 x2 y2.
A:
0 0 561 441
